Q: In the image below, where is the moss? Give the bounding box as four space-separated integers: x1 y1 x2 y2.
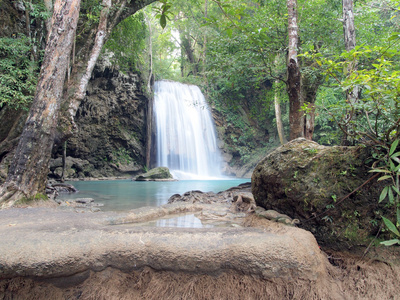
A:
16 193 48 205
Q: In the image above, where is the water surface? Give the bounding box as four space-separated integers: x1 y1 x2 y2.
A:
61 179 250 211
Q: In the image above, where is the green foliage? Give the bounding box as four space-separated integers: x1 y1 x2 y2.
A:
81 0 103 25
0 35 38 110
26 0 52 21
153 0 173 29
305 37 400 145
111 148 133 165
381 211 400 246
103 12 148 73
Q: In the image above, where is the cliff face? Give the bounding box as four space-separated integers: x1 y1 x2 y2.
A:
49 61 149 179
48 66 265 180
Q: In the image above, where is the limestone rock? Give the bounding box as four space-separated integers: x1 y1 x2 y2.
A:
134 167 174 181
52 64 149 179
251 138 387 248
229 192 256 213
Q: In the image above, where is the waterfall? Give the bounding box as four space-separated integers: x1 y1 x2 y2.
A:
153 80 222 180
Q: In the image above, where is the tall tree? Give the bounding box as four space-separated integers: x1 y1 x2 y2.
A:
342 0 358 144
287 0 303 140
0 0 157 206
0 0 81 207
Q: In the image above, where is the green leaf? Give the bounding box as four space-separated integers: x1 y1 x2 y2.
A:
370 169 391 173
380 239 400 246
389 140 399 156
378 175 392 181
390 151 400 158
390 159 396 171
382 216 400 237
160 14 167 29
393 185 400 196
388 187 395 204
388 33 400 41
379 186 389 203
397 208 400 227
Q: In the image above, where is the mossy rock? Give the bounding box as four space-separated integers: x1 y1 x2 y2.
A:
134 167 175 181
251 138 390 249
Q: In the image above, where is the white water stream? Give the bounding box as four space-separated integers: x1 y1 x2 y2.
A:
153 80 223 180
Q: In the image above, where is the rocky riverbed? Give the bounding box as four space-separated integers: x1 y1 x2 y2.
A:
1 181 399 299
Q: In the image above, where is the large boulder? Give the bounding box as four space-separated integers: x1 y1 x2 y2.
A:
251 138 388 249
134 167 174 181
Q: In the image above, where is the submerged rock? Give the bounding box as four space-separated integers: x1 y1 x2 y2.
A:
134 167 175 181
251 138 388 249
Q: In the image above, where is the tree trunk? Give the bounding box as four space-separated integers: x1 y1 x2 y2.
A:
274 87 287 145
0 0 157 206
343 0 356 52
287 0 303 141
301 68 321 141
304 103 316 140
274 56 287 144
180 31 198 76
0 0 80 207
342 0 358 144
43 0 53 36
59 0 157 139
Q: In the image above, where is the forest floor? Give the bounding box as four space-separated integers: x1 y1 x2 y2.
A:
0 198 399 299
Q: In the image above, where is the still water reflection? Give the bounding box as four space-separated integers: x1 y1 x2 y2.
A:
61 179 250 212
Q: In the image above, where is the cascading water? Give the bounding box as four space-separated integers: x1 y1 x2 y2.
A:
153 80 222 180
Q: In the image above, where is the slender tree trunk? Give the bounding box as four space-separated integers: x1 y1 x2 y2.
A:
147 16 153 91
304 103 316 140
274 85 287 145
287 0 303 141
301 68 321 141
203 0 208 92
0 0 81 207
43 0 53 36
274 56 287 144
60 0 156 139
67 0 111 125
343 0 356 52
61 141 67 182
342 0 358 145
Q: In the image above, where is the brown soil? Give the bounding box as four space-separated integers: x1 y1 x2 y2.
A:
1 256 399 300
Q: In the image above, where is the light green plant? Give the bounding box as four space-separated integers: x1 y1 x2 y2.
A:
370 139 400 246
381 209 400 246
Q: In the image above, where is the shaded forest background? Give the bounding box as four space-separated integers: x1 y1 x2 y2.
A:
0 0 399 181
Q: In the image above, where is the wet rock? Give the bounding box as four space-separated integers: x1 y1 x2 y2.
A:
230 192 256 213
75 198 94 204
251 138 388 248
256 209 300 226
0 208 328 283
134 167 175 181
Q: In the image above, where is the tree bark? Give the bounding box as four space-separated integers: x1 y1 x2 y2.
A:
301 67 322 141
274 56 287 144
0 0 157 206
0 0 81 207
274 86 287 145
304 102 316 140
59 0 157 139
342 0 358 144
287 0 303 141
343 0 356 52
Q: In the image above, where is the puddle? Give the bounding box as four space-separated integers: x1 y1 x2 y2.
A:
129 213 241 228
